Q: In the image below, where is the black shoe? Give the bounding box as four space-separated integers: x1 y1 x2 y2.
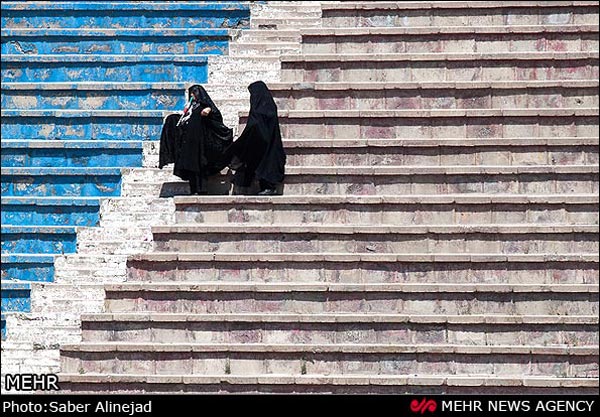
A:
258 188 277 196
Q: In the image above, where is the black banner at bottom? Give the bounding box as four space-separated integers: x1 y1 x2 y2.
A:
1 395 598 416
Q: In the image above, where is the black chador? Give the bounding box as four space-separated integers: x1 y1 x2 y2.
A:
226 81 286 195
159 85 233 194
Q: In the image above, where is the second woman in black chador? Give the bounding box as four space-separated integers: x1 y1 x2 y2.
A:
159 85 233 194
226 81 286 195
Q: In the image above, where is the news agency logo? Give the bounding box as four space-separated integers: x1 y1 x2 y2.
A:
410 398 438 414
4 374 60 391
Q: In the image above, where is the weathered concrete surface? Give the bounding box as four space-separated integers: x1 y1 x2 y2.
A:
3 0 599 394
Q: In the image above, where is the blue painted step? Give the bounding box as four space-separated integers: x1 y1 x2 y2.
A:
1 314 6 340
2 82 187 110
1 28 231 55
1 282 31 314
1 141 144 168
1 1 251 29
1 167 122 197
1 54 209 82
1 255 55 283
1 197 100 227
1 226 77 254
1 110 164 140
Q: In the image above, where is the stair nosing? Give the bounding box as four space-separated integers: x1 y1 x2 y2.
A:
300 24 600 36
59 342 600 355
54 373 600 387
79 312 600 324
103 282 599 293
129 252 600 263
171 194 600 205
319 1 599 11
150 223 600 234
280 51 600 62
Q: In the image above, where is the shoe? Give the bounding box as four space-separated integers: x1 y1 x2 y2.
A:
257 188 277 196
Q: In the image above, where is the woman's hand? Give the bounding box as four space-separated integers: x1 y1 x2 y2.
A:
201 107 212 116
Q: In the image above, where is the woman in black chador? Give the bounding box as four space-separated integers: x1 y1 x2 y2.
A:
226 81 286 195
159 85 233 194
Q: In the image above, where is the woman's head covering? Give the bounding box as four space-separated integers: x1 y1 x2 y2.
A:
248 81 277 116
178 84 223 127
188 84 217 110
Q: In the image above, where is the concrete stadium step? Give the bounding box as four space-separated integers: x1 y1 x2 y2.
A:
243 109 599 140
172 194 600 226
59 342 599 378
61 342 599 356
77 225 153 241
320 1 599 28
78 240 151 258
98 197 175 226
1 312 87 346
280 165 599 195
1 255 55 283
150 224 599 254
53 254 128 284
76 226 153 255
208 55 281 70
0 1 251 29
1 82 188 111
277 137 600 147
268 80 600 111
1 197 100 227
1 141 143 168
278 139 599 167
208 69 283 87
286 139 598 166
280 52 599 83
0 341 60 373
101 283 598 317
1 226 77 255
54 373 600 394
1 110 164 140
105 282 599 292
0 282 31 314
252 3 322 19
206 56 282 85
121 165 599 197
121 168 229 198
20 283 106 314
1 167 122 197
126 252 599 285
1 54 209 83
251 17 322 29
229 42 301 56
142 137 600 168
1 28 231 55
301 25 599 54
235 29 302 43
79 312 599 346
